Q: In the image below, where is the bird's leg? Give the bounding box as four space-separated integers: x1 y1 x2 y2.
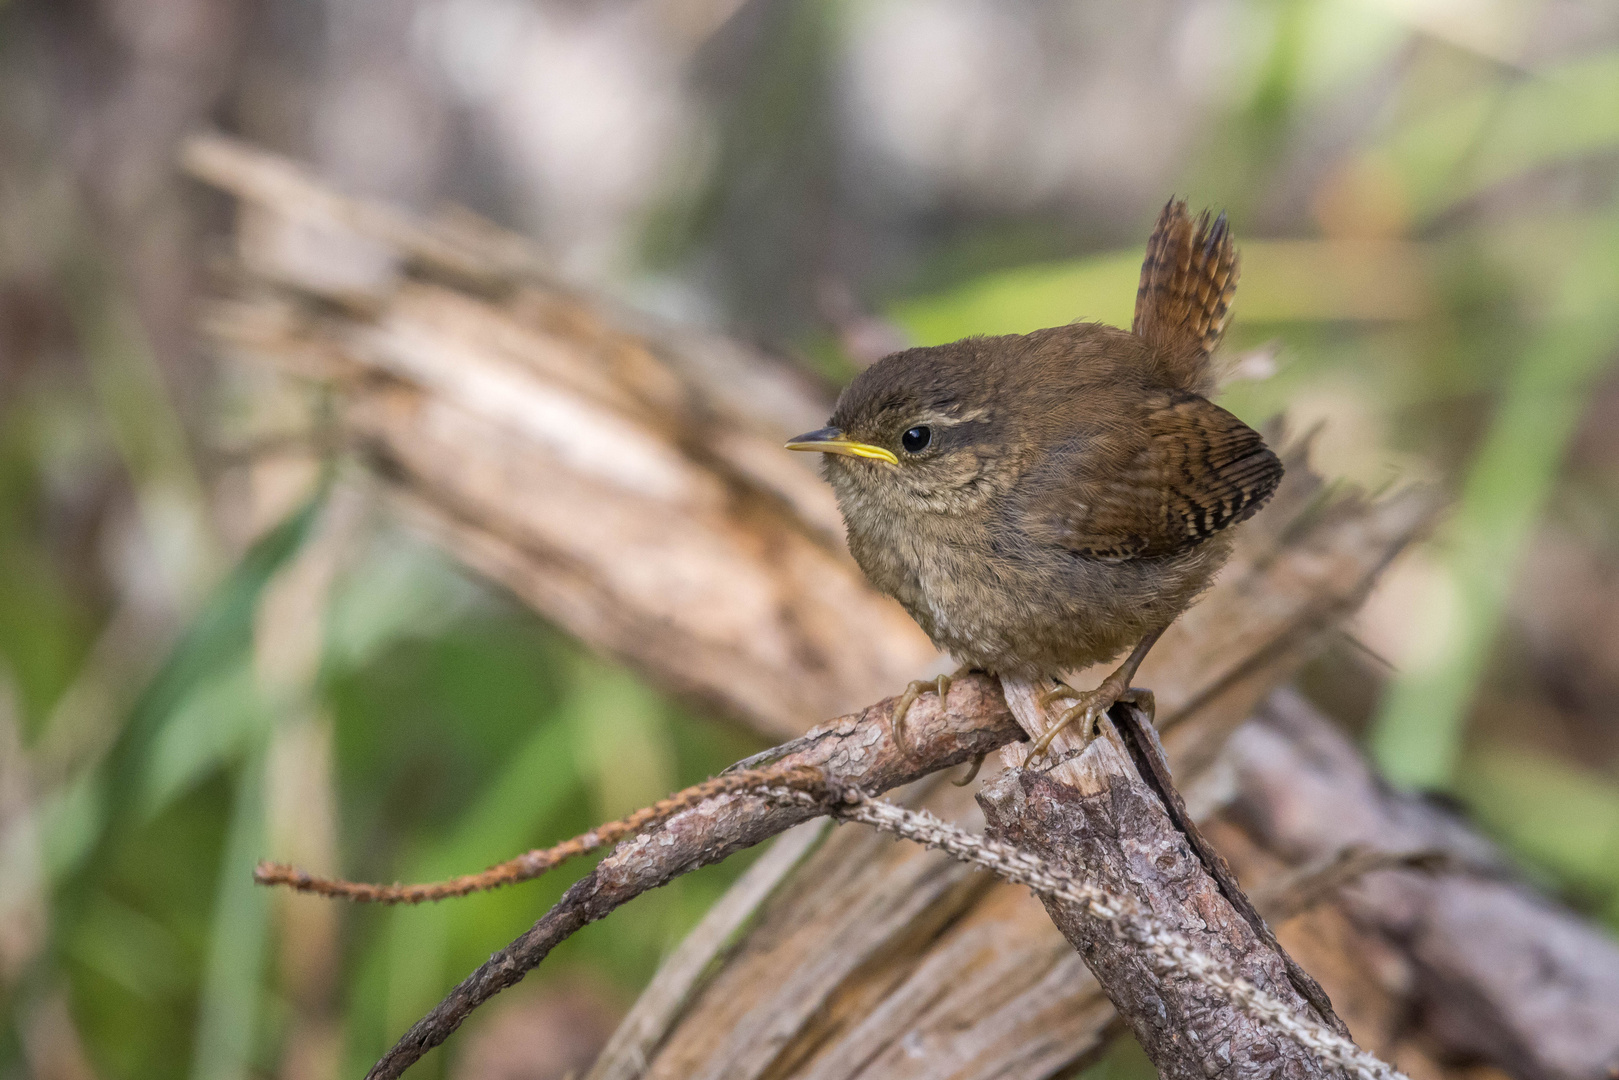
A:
892 666 972 756
1028 628 1165 760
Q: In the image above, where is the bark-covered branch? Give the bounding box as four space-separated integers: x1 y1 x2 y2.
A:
363 680 1412 1080
364 676 1017 1079
982 696 1350 1080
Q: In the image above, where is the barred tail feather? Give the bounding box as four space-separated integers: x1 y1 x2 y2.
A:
1133 199 1239 394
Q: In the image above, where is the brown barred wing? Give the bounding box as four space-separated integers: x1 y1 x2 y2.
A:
1031 393 1282 562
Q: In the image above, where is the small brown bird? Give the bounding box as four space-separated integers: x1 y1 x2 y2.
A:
787 201 1282 757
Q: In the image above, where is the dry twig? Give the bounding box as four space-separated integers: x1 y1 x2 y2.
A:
360 675 1019 1079
1254 845 1460 923
254 764 826 903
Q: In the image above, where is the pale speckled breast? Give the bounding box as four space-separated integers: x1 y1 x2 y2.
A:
844 490 1229 679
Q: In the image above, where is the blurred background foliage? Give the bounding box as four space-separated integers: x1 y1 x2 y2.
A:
1 1 1617 1078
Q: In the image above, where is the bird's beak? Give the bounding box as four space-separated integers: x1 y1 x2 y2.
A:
784 426 899 465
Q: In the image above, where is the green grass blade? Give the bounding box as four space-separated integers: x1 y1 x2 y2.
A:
188 743 271 1080
888 240 1435 347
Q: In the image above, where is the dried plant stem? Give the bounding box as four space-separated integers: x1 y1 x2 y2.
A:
255 764 825 903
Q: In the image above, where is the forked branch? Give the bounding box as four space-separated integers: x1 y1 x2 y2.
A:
352 675 1018 1078
320 681 1401 1080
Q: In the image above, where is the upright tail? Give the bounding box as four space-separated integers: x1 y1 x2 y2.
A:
1132 200 1239 395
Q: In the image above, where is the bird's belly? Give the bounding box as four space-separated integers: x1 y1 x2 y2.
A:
906 543 1209 678
848 512 1222 679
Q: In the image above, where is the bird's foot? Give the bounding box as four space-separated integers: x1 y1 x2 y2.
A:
892 668 975 756
1036 680 1083 710
892 673 952 756
1028 673 1134 761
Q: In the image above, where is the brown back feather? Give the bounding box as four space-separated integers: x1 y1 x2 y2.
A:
1132 199 1239 394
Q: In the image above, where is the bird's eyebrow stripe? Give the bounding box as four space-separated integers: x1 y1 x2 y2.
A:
914 407 987 426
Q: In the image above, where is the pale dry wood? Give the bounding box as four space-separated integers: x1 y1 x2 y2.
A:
189 133 940 741
585 819 829 1080
1219 689 1619 1080
642 773 1120 1080
978 739 1346 1080
785 884 1114 1080
660 781 996 1080
187 137 1619 1080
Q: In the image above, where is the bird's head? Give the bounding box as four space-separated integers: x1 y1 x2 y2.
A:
786 342 1012 516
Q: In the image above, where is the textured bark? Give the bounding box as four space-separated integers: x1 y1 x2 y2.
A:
979 709 1346 1080
364 676 1020 1079
1220 690 1619 1080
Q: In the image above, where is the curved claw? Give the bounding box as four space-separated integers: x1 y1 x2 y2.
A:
891 673 953 756
1029 699 1098 759
951 752 987 786
1028 682 1126 760
1037 680 1081 710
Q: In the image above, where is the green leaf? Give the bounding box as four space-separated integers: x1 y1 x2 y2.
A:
322 529 477 677
890 250 1140 345
888 240 1435 348
353 707 585 1068
66 896 191 1001
56 491 324 894
138 659 274 820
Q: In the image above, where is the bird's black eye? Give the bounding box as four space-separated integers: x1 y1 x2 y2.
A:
901 426 932 454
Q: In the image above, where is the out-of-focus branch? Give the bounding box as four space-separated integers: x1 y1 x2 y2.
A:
185 132 939 741
1253 846 1460 923
1220 689 1619 1080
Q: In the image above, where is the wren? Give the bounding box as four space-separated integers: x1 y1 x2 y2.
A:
787 201 1282 759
